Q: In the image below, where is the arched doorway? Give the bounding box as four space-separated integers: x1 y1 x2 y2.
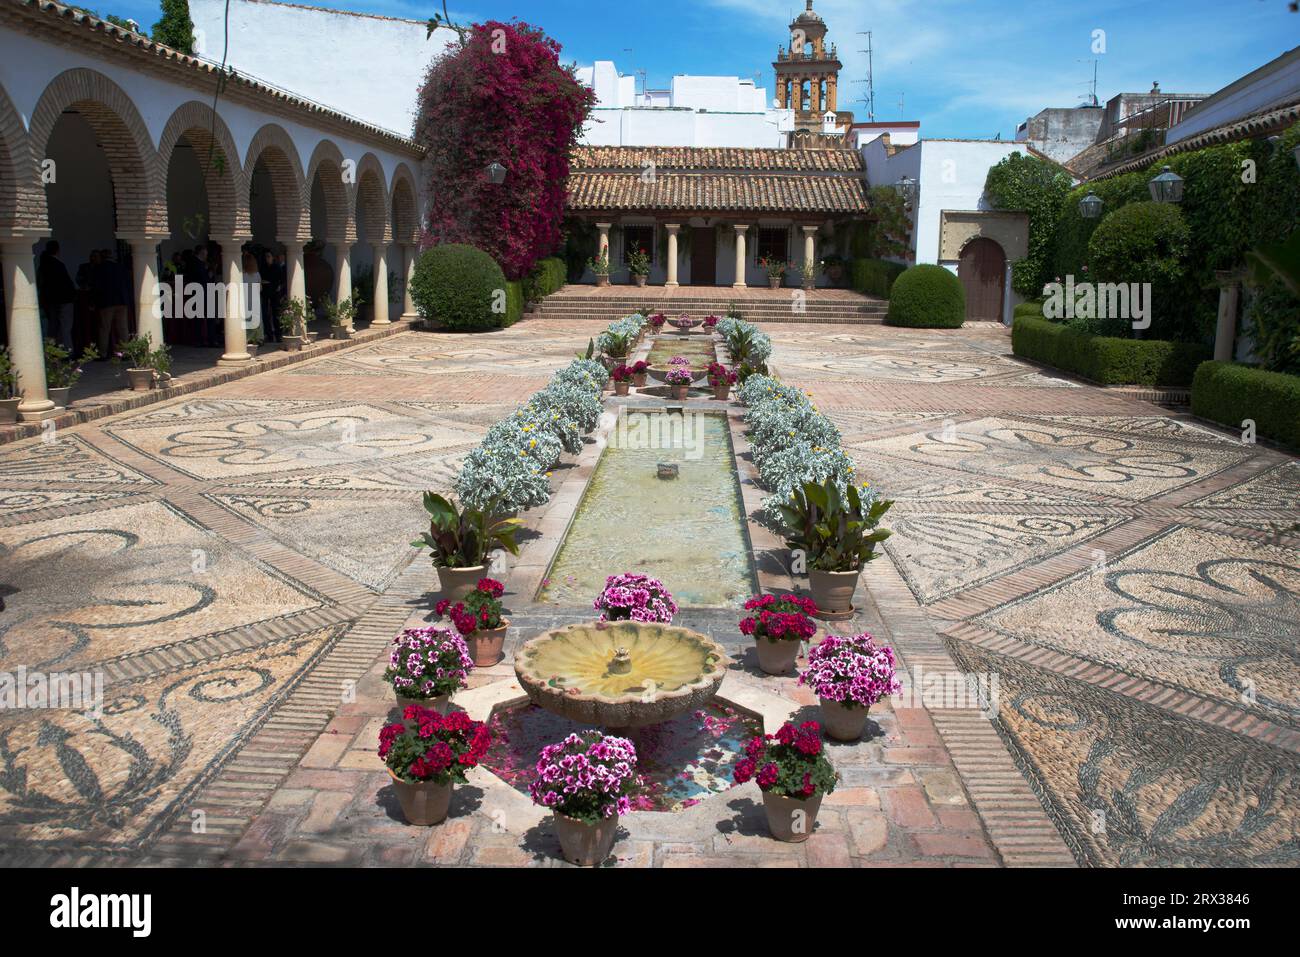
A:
959 237 1005 323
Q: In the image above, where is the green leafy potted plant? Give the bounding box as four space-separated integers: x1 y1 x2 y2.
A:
149 340 173 386
279 298 310 352
412 491 523 600
795 258 822 291
597 329 632 370
245 324 264 358
775 477 894 617
626 246 651 287
435 577 510 667
759 256 786 289
587 250 611 287
0 346 19 423
114 334 157 391
733 720 837 842
379 703 491 826
325 297 356 340
44 340 99 409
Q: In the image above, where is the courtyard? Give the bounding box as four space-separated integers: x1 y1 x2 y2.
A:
1 313 1294 868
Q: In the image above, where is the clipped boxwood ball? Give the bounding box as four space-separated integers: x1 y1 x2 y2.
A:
886 264 966 328
410 243 509 331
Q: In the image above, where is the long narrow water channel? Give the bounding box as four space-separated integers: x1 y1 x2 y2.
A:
536 410 757 608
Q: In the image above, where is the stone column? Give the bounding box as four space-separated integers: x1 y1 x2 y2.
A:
402 244 418 320
802 225 818 272
665 224 681 287
127 236 165 349
284 239 307 304
1214 270 1242 363
216 238 251 366
733 225 749 289
371 243 390 325
597 223 612 261
1 239 55 420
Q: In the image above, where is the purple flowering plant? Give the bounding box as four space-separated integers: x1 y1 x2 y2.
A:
383 626 473 700
665 367 694 385
593 573 679 623
529 730 639 823
799 633 900 710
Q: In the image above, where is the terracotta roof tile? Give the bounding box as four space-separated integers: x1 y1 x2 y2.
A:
567 171 869 214
572 146 864 172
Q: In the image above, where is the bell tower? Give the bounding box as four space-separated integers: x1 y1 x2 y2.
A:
773 1 852 143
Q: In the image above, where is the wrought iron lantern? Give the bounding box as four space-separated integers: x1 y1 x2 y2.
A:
486 161 507 185
1148 165 1184 204
1078 191 1104 219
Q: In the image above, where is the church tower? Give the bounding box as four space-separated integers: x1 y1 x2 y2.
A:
773 1 853 145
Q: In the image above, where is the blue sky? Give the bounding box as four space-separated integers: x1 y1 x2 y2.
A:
109 0 1298 138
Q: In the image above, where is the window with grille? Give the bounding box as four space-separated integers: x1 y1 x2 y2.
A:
622 225 655 264
756 227 789 265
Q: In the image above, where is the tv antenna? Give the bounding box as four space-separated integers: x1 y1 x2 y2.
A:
1077 58 1100 106
856 30 876 122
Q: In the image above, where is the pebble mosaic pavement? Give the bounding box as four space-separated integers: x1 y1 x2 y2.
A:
0 316 1295 868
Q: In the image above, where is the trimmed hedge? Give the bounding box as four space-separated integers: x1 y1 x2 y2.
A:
1192 361 1300 448
524 256 566 302
410 244 507 331
503 280 524 327
851 258 907 299
1012 316 1210 386
886 264 965 328
1013 300 1044 321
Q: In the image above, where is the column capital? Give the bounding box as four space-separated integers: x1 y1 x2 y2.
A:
118 233 168 246
801 224 820 234
664 223 681 233
733 223 750 232
596 222 613 231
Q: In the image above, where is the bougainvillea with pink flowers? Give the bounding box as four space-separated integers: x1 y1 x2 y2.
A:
529 731 638 823
739 593 818 643
435 578 506 637
384 627 473 700
380 705 492 784
415 21 595 279
733 721 837 799
800 633 900 710
593 573 679 623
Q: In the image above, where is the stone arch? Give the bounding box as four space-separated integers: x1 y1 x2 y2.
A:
245 123 308 242
389 163 419 246
354 152 389 244
28 68 165 236
305 139 354 244
157 101 248 239
0 81 46 237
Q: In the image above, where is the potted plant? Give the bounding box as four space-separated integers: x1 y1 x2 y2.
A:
379 705 491 826
629 359 649 388
706 362 737 401
799 633 900 741
759 256 786 289
739 593 818 675
114 334 156 391
44 340 98 408
593 572 678 623
149 340 173 387
610 363 634 396
325 297 356 340
245 324 264 358
588 250 611 287
775 478 894 617
733 720 837 842
279 298 310 351
795 258 822 291
598 329 632 370
383 626 473 713
626 246 651 287
412 491 523 600
702 315 720 331
665 365 693 400
822 253 845 285
529 731 637 866
647 312 666 331
436 577 509 667
0 346 19 423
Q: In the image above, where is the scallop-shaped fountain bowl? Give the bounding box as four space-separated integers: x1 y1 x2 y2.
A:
514 621 730 728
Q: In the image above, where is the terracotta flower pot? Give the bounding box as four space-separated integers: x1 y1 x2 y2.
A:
553 811 620 866
246 343 260 358
331 325 351 341
0 397 20 424
393 691 450 714
466 621 508 668
282 335 304 352
669 383 689 400
768 277 782 289
762 791 823 843
754 637 800 676
632 373 647 388
819 697 870 741
614 380 630 396
596 274 611 287
712 383 731 401
809 568 859 616
48 386 72 409
388 769 453 826
632 274 648 287
125 368 154 392
437 564 487 602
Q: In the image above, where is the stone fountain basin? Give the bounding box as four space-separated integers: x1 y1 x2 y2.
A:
514 621 730 728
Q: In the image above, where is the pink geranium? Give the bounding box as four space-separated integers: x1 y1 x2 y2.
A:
593 573 678 623
529 731 638 823
799 633 900 709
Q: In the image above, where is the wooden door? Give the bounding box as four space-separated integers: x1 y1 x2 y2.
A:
690 227 716 286
958 238 1006 322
